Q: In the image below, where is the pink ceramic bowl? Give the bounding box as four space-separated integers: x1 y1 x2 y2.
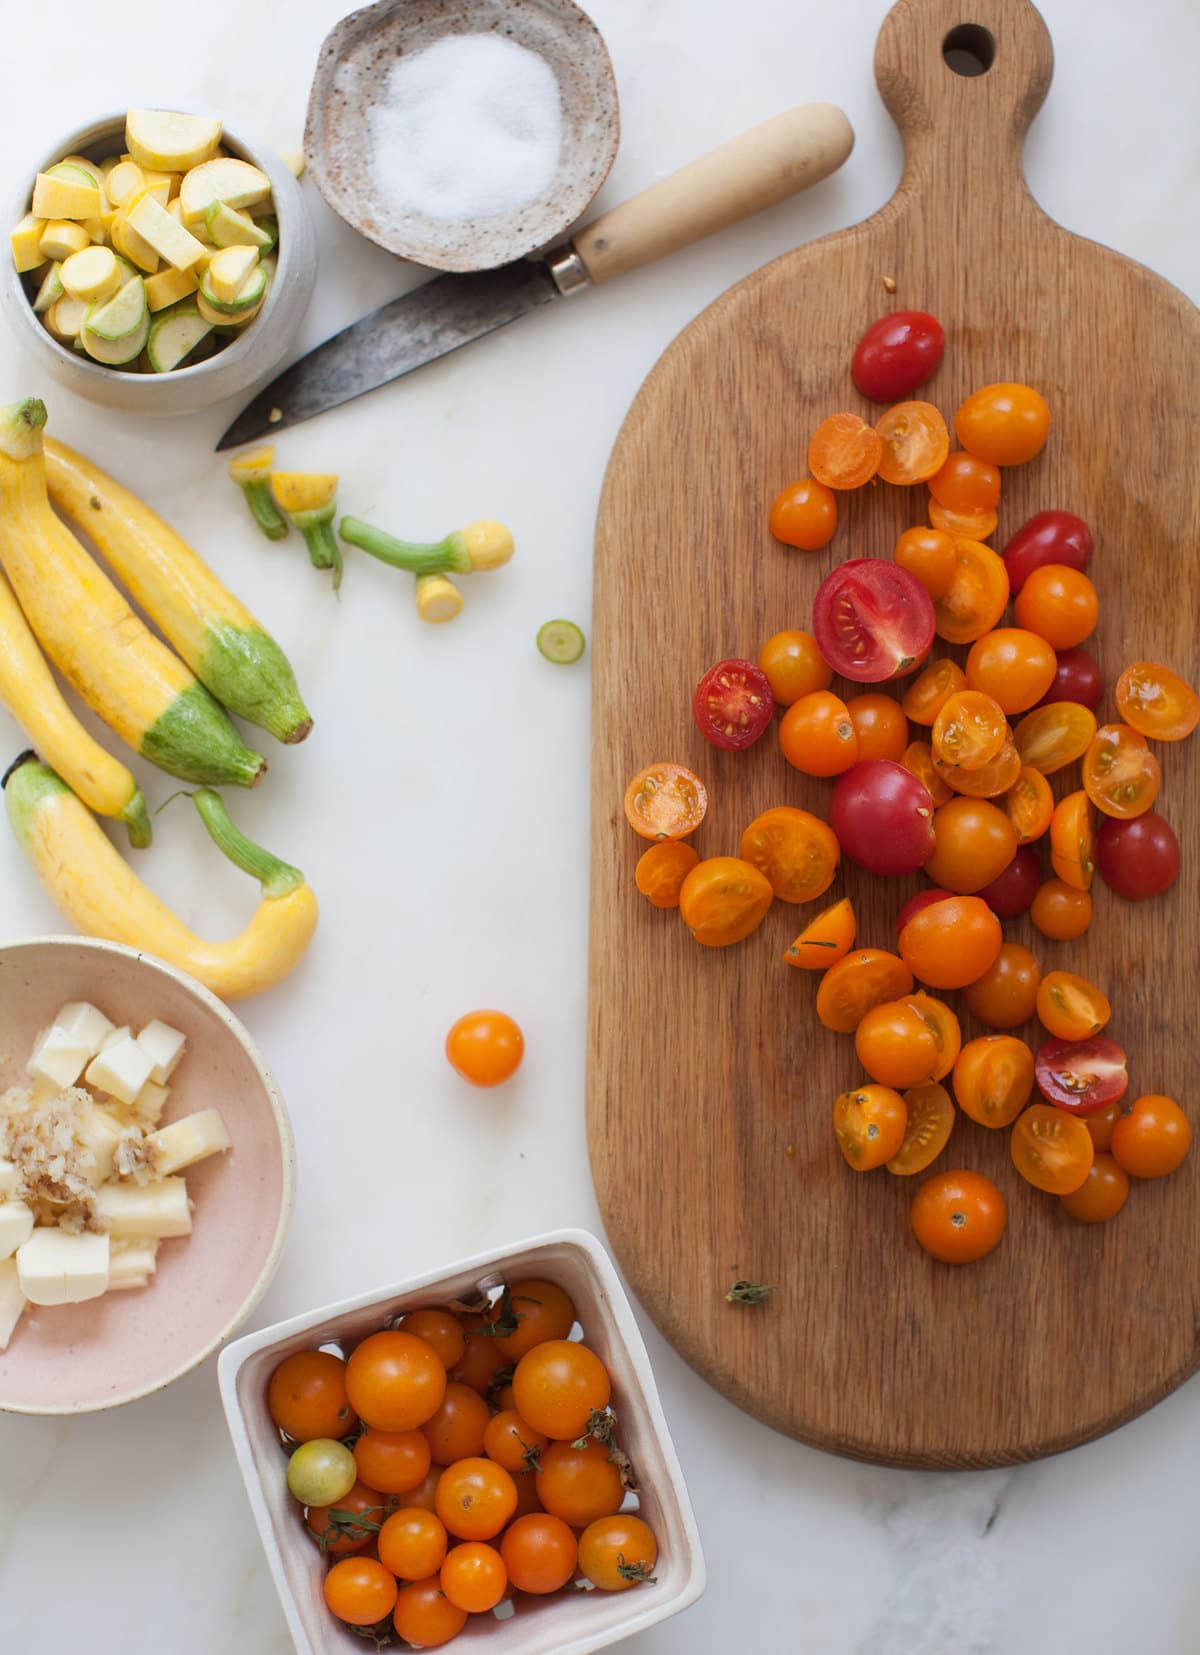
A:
0 936 295 1414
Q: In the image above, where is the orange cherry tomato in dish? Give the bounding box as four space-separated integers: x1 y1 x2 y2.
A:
928 449 1001 512
874 400 950 484
488 1278 576 1359
1013 702 1097 774
421 1382 491 1466
846 693 909 761
816 948 914 1032
1060 1153 1130 1223
396 1309 467 1371
577 1514 660 1593
307 1482 392 1558
783 896 856 970
1035 1035 1128 1115
393 1465 442 1514
1003 766 1054 844
906 990 962 1080
441 1542 508 1614
757 629 832 705
512 1340 611 1441
1011 1104 1094 1193
1082 723 1161 819
928 499 999 541
954 382 1051 466
963 944 1042 1030
1048 790 1095 890
739 806 840 904
354 1428 432 1496
924 796 1017 892
377 1507 449 1580
1083 1101 1121 1153
435 1458 519 1540
768 476 838 549
1030 877 1092 940
1014 564 1098 649
446 1010 525 1087
678 856 773 946
1036 971 1110 1041
854 998 939 1088
1115 661 1200 742
324 1556 399 1627
934 740 1021 799
623 762 707 841
501 1513 579 1595
933 540 1010 644
902 658 967 726
391 1580 467 1649
886 1081 955 1175
635 840 699 908
910 1169 1007 1263
931 690 1008 771
268 1351 357 1443
833 1083 908 1169
965 628 1057 714
953 1035 1035 1128
483 1410 549 1475
809 412 884 489
346 1332 447 1433
898 894 1001 988
901 739 953 805
1110 1094 1192 1178
894 527 957 600
779 690 860 775
535 1438 625 1527
450 1327 508 1395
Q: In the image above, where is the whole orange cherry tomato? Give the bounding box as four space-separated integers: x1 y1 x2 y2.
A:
833 1084 908 1169
809 412 883 489
307 1481 392 1558
933 540 1009 644
783 896 856 970
623 762 707 841
929 450 1001 512
1011 1104 1094 1193
483 1409 548 1474
874 400 950 484
1013 702 1097 774
757 629 832 705
392 1580 467 1649
512 1340 611 1441
354 1428 432 1496
1048 791 1095 890
377 1507 449 1579
898 895 1001 988
902 658 967 725
1003 766 1054 844
397 1309 467 1370
578 1514 659 1592
779 691 860 775
635 841 699 909
816 948 914 1032
346 1332 447 1433
954 1035 1035 1127
740 806 840 904
446 1011 524 1087
854 999 939 1088
954 382 1050 465
935 740 1021 799
441 1542 508 1613
901 739 953 805
894 527 957 600
768 477 838 549
964 943 1042 1030
886 1081 955 1174
1014 565 1098 649
1110 1095 1192 1178
911 1169 1007 1263
679 856 774 946
435 1458 519 1540
501 1513 579 1595
324 1557 399 1627
906 990 962 1079
965 629 1057 714
924 797 1017 892
535 1438 624 1527
1115 661 1200 742
1060 1153 1130 1223
488 1278 576 1359
1036 971 1110 1041
421 1381 491 1466
1030 877 1092 940
847 693 909 761
931 690 1008 771
929 500 999 541
1082 724 1161 819
268 1351 357 1443
1083 1102 1121 1153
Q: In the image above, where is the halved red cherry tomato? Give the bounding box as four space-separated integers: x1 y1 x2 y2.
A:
812 559 935 683
954 1035 1035 1128
1013 702 1097 774
1039 648 1103 710
634 841 699 908
901 740 953 805
954 382 1050 466
1082 724 1160 819
1002 510 1092 593
779 690 859 776
833 1084 908 1169
894 527 957 601
816 949 914 1033
965 629 1057 714
623 763 707 841
933 541 1009 645
739 806 840 903
898 894 1001 988
846 693 909 762
851 310 945 402
829 759 935 875
875 401 950 484
1115 661 1200 741
934 740 1021 799
1049 791 1095 890
1014 565 1098 649
886 1081 955 1174
1003 766 1054 844
768 477 838 549
929 450 1001 512
692 659 774 750
1035 1035 1128 1115
902 658 967 725
975 845 1040 917
963 943 1041 1030
809 413 883 489
1095 812 1180 900
855 999 939 1088
1036 971 1110 1041
1030 877 1092 940
757 630 832 706
928 500 999 541
678 857 773 947
783 897 855 970
931 690 1008 771
1011 1104 1094 1194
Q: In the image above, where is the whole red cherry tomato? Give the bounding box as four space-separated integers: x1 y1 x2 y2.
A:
976 846 1041 918
829 761 936 875
1039 648 1103 711
692 659 775 750
1002 510 1093 592
1095 812 1180 900
851 311 945 403
1035 1036 1129 1115
812 560 935 683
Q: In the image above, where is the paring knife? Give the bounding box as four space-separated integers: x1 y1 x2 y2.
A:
217 104 854 451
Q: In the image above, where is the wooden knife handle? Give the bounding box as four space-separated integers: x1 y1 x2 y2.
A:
569 103 855 286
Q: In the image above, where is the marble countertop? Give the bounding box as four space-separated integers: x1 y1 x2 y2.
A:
1 1 1197 1650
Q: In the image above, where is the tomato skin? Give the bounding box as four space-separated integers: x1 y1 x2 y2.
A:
324 1557 399 1627
578 1514 659 1593
965 629 1057 715
898 895 1001 989
963 944 1042 1030
354 1428 433 1496
975 846 1041 918
1060 1153 1130 1223
894 527 957 601
268 1351 357 1443
1095 812 1180 900
809 412 884 489
924 797 1017 893
910 1170 1007 1263
1011 1104 1094 1194
1115 661 1200 741
435 1458 519 1540
635 841 699 908
829 760 936 875
851 311 945 401
768 477 838 549
739 806 840 903
1082 723 1161 819
421 1381 492 1466
377 1507 449 1579
897 888 955 933
441 1542 508 1613
932 540 1009 645
854 999 939 1088
693 658 775 750
623 763 707 842
500 1513 579 1595
346 1332 448 1433
833 1084 908 1169
1002 510 1092 591
953 1035 1035 1128
1110 1095 1192 1178
1014 565 1098 650
1036 971 1111 1042
929 449 1001 513
886 1081 955 1174
1030 878 1092 940
512 1341 612 1441
757 630 832 706
846 693 910 762
817 949 913 1033
1035 1036 1128 1115
954 382 1050 466
783 897 855 969
679 856 774 946
812 559 935 683
779 691 860 776
1039 649 1103 711
535 1439 625 1527
391 1580 467 1649
875 400 950 485
446 1011 524 1088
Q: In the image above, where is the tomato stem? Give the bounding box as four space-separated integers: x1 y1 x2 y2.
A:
726 1279 774 1305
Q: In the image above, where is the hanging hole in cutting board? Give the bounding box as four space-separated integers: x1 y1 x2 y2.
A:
942 23 996 76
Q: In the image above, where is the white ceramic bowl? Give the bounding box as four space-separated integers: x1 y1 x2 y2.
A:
1 112 317 416
219 1228 705 1655
0 935 296 1413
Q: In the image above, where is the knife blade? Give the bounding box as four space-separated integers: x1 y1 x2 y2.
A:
217 102 855 451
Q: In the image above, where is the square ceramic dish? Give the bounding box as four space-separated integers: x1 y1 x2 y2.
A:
218 1228 704 1654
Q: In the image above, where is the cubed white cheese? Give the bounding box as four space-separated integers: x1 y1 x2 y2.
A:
78 1106 125 1186
85 1033 156 1105
147 1110 231 1176
0 1202 35 1260
0 1159 19 1202
17 1229 110 1305
0 1259 26 1348
53 1001 115 1058
101 1024 132 1051
28 1026 91 1090
93 1178 192 1239
110 1238 159 1288
135 1019 187 1084
131 1080 170 1125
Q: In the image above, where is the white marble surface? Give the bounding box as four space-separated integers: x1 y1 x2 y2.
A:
1 1 1198 1650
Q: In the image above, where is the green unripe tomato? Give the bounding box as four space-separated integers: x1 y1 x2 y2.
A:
286 1437 357 1507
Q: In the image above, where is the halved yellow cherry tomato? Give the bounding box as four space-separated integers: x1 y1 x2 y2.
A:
931 690 1008 772
905 991 961 1080
678 857 773 946
783 897 855 970
833 1084 908 1169
953 1035 1035 1129
1048 791 1095 890
1036 971 1111 1041
1012 701 1097 774
1003 766 1054 844
739 806 840 904
928 500 999 541
634 842 699 908
886 1082 955 1175
901 740 953 805
624 763 707 841
902 659 967 726
1115 661 1200 742
933 541 1009 645
935 740 1021 799
816 949 914 1033
875 401 950 485
1081 723 1161 819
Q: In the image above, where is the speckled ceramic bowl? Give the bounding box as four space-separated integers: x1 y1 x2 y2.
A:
304 0 620 271
0 937 295 1414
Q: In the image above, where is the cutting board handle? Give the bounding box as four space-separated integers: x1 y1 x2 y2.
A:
875 0 1053 192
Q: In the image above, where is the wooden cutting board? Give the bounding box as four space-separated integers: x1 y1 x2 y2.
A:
587 0 1200 1468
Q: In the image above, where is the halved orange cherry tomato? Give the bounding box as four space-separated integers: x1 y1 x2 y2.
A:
678 857 773 947
1036 971 1111 1041
928 450 1001 513
779 691 860 776
902 658 967 726
1048 791 1095 890
1060 1153 1130 1222
954 382 1050 466
894 527 957 600
739 807 840 904
624 763 707 841
634 841 699 909
1110 1094 1192 1178
1010 1104 1094 1193
924 797 1017 893
953 1035 1035 1128
1082 723 1161 819
854 999 939 1088
1115 661 1200 742
965 629 1057 715
846 693 909 762
783 897 855 969
809 413 883 490
910 1169 1007 1263
757 630 832 706
928 500 999 541
931 690 1008 771
898 894 1002 988
887 1082 955 1175
963 944 1042 1030
1014 565 1098 649
1013 702 1097 774
833 1084 908 1169
1003 766 1054 844
874 401 950 485
905 991 961 1079
768 477 837 550
935 740 1021 799
1030 877 1092 940
933 541 1009 645
901 739 953 805
816 949 914 1033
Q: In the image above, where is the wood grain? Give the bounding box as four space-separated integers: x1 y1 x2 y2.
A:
587 0 1200 1468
